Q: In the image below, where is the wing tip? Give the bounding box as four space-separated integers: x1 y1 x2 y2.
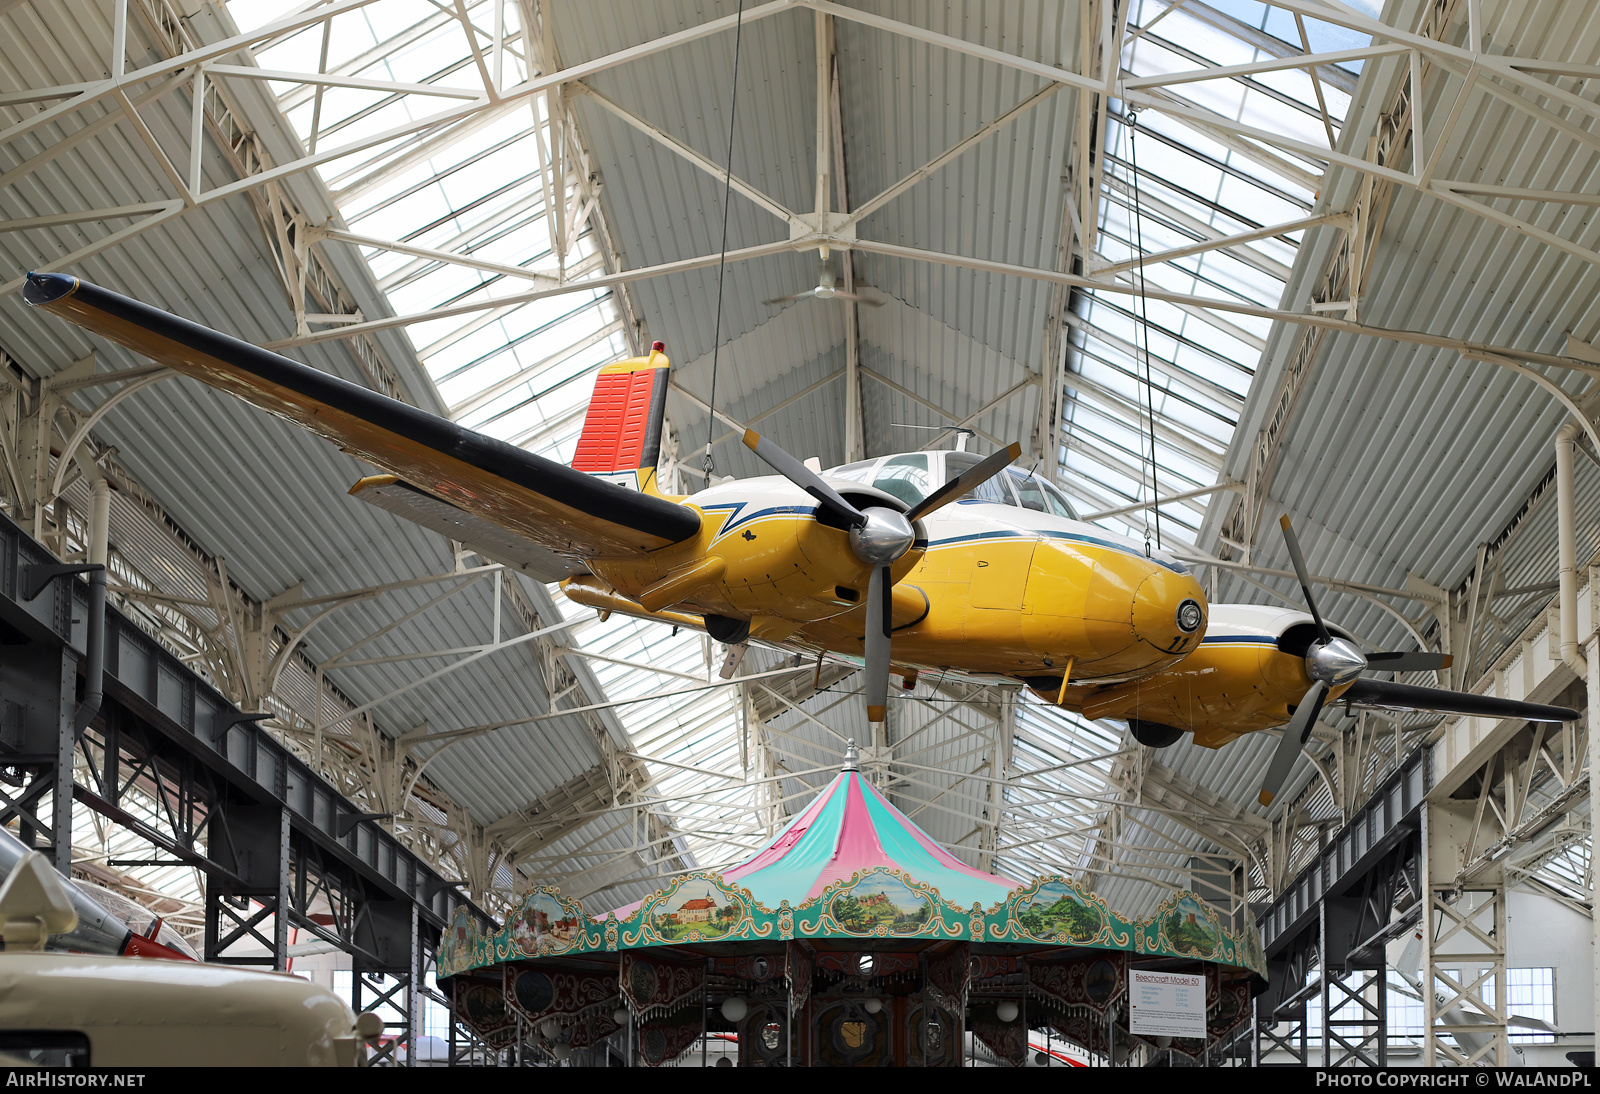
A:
23 271 79 307
1257 789 1275 807
742 429 760 450
1279 513 1292 530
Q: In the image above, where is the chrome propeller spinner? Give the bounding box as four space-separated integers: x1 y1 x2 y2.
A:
1304 636 1367 686
849 507 916 566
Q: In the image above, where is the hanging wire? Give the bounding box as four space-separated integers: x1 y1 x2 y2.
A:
703 0 746 481
1125 109 1163 552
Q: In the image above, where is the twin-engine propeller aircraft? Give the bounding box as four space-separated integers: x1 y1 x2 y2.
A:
24 273 1577 807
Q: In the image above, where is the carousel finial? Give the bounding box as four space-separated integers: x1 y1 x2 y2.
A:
842 738 859 771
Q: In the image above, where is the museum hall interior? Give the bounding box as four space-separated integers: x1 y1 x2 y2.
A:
0 0 1597 1069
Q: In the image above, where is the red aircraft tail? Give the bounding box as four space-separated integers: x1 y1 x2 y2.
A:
571 341 672 496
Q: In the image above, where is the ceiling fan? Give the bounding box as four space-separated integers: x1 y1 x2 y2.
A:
764 265 883 308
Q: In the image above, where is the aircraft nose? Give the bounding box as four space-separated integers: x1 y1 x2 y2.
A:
1131 566 1207 655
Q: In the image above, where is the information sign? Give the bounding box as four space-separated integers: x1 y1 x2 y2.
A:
1127 970 1205 1038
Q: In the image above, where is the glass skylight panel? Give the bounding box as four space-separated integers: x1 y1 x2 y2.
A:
1062 0 1360 547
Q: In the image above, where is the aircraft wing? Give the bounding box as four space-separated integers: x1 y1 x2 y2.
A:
23 273 701 560
349 475 586 581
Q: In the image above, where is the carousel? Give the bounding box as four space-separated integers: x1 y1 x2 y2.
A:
437 742 1266 1067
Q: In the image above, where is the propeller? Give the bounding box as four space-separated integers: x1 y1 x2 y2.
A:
742 430 867 529
1257 515 1577 808
1257 680 1329 811
1362 650 1452 673
1339 678 1579 721
743 433 1021 724
763 266 884 307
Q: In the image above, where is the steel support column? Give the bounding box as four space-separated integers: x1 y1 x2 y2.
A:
0 563 87 875
1422 796 1509 1065
1255 996 1310 1066
0 509 489 1069
204 800 291 969
409 901 422 1067
1323 969 1386 1066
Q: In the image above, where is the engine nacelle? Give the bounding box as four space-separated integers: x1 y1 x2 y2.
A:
591 478 924 625
1064 604 1357 748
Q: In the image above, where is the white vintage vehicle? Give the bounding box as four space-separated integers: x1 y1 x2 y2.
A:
0 852 380 1067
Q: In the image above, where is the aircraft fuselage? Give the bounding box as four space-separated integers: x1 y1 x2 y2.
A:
579 474 1208 686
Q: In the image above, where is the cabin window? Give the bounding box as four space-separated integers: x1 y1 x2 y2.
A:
871 455 930 507
946 453 1009 504
826 459 878 484
1040 479 1078 518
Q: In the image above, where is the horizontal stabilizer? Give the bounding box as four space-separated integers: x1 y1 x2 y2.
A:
349 476 584 582
1342 678 1577 722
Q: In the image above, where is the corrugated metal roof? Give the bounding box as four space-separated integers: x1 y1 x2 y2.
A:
6 0 1594 926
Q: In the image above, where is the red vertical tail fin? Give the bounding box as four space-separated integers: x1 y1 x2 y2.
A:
571 341 672 495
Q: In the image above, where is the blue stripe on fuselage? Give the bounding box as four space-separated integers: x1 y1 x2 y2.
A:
701 502 1190 576
700 501 814 536
926 529 1190 575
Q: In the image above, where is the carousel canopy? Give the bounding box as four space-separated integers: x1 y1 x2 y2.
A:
612 743 1022 918
436 742 1267 985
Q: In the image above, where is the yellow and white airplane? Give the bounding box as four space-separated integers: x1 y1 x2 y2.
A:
24 273 1576 807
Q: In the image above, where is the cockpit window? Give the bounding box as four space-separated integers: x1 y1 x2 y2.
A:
947 452 1009 504
830 452 1077 517
1012 474 1049 512
872 454 930 507
1042 480 1077 518
1006 469 1077 518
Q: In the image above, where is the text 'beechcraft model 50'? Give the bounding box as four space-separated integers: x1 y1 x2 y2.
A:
24 273 1578 807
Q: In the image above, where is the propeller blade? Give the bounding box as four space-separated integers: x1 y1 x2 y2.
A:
905 442 1023 523
1364 651 1453 673
1341 679 1578 722
865 564 893 724
833 290 885 307
742 430 867 528
1279 515 1331 644
1258 680 1329 807
762 292 808 306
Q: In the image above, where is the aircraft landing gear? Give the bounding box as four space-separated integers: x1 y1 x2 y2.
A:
704 614 751 645
1129 719 1183 748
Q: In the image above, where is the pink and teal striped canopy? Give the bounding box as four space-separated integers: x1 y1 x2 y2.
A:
613 750 1022 917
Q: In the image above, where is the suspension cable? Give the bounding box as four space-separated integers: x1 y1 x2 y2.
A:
704 0 746 481
1126 109 1163 552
